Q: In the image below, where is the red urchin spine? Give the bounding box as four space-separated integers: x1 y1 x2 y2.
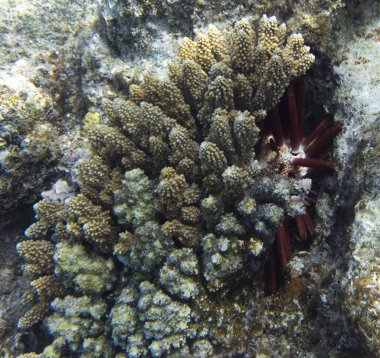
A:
269 107 285 148
306 123 342 159
287 82 302 152
266 79 341 294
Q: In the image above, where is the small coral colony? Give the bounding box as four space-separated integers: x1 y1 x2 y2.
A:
17 15 340 357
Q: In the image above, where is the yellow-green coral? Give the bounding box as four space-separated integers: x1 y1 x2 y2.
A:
44 295 112 357
54 242 116 293
113 168 155 227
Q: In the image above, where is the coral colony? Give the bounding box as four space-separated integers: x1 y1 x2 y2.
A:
16 15 340 357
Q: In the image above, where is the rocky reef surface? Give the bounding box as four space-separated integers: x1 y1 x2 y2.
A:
0 0 379 357
331 7 380 354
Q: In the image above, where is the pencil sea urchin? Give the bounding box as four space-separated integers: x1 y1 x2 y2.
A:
262 77 341 294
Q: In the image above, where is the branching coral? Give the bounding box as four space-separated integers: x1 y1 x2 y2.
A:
16 239 56 329
53 242 116 294
17 14 340 357
43 295 113 357
113 168 155 227
159 248 200 300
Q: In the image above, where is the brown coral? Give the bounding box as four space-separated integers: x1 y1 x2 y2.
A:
17 240 55 278
17 302 50 329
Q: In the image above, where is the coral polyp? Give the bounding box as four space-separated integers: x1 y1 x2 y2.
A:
16 15 341 357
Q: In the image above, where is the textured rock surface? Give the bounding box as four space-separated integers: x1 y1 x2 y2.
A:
331 5 380 355
344 199 380 355
0 0 97 67
0 0 97 217
0 220 35 357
